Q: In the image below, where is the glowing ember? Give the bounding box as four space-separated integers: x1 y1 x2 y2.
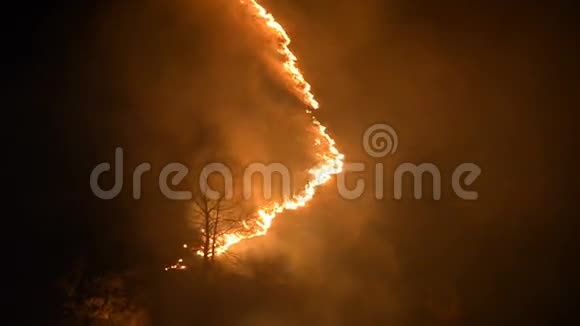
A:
165 259 187 271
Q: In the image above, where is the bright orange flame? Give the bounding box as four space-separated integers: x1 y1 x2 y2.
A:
167 0 344 268
198 0 344 257
244 0 320 110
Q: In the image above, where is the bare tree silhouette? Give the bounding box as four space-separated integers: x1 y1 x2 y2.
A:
189 192 253 264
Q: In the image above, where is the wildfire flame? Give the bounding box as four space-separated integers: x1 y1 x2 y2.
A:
167 0 344 269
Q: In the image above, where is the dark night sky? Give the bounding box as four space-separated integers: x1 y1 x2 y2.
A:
7 0 580 324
